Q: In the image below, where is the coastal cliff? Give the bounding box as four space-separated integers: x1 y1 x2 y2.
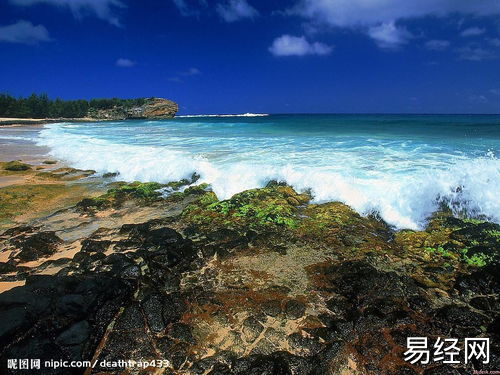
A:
87 98 178 120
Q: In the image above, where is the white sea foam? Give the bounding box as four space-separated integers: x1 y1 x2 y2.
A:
0 135 36 141
36 122 500 230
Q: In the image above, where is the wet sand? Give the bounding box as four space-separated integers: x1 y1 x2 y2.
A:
0 124 51 163
0 124 109 230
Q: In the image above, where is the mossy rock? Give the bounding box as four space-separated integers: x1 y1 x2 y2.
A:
36 168 96 181
181 184 310 230
295 202 394 251
42 160 57 165
0 183 87 228
3 161 31 171
76 179 206 212
77 181 165 212
395 212 499 268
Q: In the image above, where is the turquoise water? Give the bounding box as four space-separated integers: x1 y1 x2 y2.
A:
34 114 500 229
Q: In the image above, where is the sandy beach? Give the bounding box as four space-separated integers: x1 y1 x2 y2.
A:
0 117 95 127
0 123 50 162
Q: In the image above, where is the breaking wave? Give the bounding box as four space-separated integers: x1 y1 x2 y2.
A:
37 121 500 230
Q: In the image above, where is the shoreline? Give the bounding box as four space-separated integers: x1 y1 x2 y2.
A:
0 117 98 127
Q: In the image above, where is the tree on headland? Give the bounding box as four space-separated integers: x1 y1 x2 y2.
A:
0 93 147 119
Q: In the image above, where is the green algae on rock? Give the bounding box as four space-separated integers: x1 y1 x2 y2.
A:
76 176 204 213
395 213 500 268
2 160 32 171
181 183 310 230
36 167 96 181
0 179 499 375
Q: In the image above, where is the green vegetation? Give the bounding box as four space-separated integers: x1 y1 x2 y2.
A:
77 181 166 211
485 229 500 239
460 248 493 267
182 184 310 229
462 218 486 225
3 161 31 171
424 246 453 258
0 93 148 119
0 184 86 228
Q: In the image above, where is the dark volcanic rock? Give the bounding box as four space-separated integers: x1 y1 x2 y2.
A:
1 187 499 375
7 229 63 261
0 274 132 373
284 299 306 319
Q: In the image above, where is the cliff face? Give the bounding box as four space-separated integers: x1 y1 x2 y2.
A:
87 98 178 120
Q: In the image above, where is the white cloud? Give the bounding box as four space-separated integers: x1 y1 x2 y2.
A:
171 0 205 16
180 67 201 75
425 39 450 50
0 20 51 44
116 58 136 67
169 67 202 82
469 94 488 104
289 0 500 49
460 27 486 37
216 0 258 22
269 34 332 56
457 46 496 61
172 0 190 15
489 38 500 47
368 21 412 49
490 88 500 95
290 0 500 28
9 0 125 27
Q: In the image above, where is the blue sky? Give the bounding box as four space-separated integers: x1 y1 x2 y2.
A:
1 0 500 114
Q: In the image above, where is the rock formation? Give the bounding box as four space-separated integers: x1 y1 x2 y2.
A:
87 98 178 120
0 178 498 374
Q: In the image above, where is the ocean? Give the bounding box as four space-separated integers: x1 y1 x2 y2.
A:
32 114 500 230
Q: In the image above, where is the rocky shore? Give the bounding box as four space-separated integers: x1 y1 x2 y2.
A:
0 160 498 375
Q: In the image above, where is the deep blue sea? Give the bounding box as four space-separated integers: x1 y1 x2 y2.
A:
35 114 500 229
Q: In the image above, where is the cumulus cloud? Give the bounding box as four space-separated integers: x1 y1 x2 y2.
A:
368 21 412 49
288 0 500 49
460 27 486 37
216 0 258 22
0 20 51 44
116 58 136 67
290 0 500 28
171 0 207 16
9 0 125 27
457 46 496 61
425 39 450 50
269 35 332 56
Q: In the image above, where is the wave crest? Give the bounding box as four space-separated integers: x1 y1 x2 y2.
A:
37 123 500 230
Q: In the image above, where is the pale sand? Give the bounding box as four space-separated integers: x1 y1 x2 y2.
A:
0 117 48 126
0 280 25 293
18 242 81 268
0 117 95 127
0 124 51 162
